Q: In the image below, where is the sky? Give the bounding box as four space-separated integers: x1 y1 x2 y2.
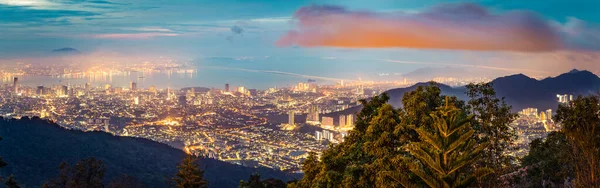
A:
1 0 600 78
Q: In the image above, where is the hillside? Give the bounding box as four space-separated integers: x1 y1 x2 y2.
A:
385 70 600 111
0 117 295 188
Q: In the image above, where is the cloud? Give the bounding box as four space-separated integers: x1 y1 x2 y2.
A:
134 27 173 32
230 25 244 35
277 3 566 52
93 32 178 39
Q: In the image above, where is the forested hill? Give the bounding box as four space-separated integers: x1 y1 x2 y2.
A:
0 117 294 188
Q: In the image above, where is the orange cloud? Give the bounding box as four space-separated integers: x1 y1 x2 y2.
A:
277 3 564 52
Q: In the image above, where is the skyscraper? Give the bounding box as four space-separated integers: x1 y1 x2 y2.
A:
288 111 295 126
225 83 230 92
346 114 354 126
339 115 346 127
321 116 334 127
130 82 137 91
13 77 18 93
37 86 44 95
178 95 187 107
546 109 552 120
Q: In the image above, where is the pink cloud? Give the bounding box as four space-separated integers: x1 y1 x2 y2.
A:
277 3 565 52
94 32 179 39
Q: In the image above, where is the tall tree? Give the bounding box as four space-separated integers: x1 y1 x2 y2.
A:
466 83 518 186
43 158 105 188
554 95 600 187
173 155 208 188
405 98 492 187
5 175 20 188
519 131 574 187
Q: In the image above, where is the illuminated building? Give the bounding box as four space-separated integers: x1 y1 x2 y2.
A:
306 106 320 123
288 111 295 126
346 114 354 126
13 77 18 93
149 86 156 93
134 97 139 105
321 116 334 128
339 115 346 127
37 86 44 95
539 111 547 122
130 82 137 91
178 95 187 107
546 109 552 120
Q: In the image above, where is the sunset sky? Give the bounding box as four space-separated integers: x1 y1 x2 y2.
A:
1 0 599 77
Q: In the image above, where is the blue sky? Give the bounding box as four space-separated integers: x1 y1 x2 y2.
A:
1 0 599 77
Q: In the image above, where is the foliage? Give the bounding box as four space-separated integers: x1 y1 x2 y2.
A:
554 95 600 187
107 175 146 188
519 131 573 187
465 83 518 186
405 98 492 187
239 173 286 188
173 155 208 188
5 175 20 188
292 83 507 188
43 158 106 188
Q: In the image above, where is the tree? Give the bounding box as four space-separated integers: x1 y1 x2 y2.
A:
291 84 508 188
239 173 263 188
5 175 20 188
108 175 147 188
173 155 208 188
466 83 518 186
519 131 573 187
43 158 105 188
405 98 492 187
0 136 19 188
239 173 285 188
554 95 600 187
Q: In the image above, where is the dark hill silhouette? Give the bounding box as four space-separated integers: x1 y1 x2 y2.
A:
384 70 600 111
51 47 80 54
0 117 295 188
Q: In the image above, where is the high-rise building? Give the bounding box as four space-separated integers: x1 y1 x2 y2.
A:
288 111 295 126
546 109 552 120
225 83 230 92
130 82 137 91
315 131 323 140
149 86 156 93
539 111 547 122
61 85 68 96
37 86 44 95
339 115 346 127
133 97 139 105
13 77 18 93
178 95 187 107
346 114 354 126
306 106 320 123
321 116 334 127
85 82 91 91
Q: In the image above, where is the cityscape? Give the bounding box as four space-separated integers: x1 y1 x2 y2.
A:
0 60 576 172
1 0 599 187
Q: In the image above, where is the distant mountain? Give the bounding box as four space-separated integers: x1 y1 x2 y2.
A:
402 67 509 82
0 117 295 188
51 47 80 54
384 70 600 111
